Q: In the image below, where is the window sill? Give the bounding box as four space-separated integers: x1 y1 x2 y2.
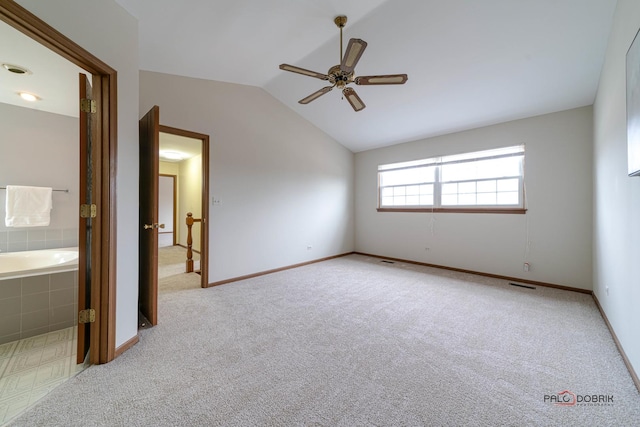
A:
377 207 527 214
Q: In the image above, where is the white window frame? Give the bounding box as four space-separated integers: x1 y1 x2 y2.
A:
377 145 526 214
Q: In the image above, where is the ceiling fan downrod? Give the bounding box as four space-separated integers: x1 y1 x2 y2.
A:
334 15 347 63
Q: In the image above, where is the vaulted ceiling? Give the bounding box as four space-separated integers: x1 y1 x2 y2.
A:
3 1 618 153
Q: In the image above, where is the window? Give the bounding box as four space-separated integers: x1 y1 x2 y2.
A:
378 145 525 213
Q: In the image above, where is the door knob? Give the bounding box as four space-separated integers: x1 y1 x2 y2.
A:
144 223 165 230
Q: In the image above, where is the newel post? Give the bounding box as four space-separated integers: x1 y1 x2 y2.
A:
186 212 194 273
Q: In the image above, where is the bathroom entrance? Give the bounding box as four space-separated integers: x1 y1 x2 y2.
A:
0 1 118 363
0 2 118 423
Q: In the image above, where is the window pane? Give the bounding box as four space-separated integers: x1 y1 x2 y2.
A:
442 194 458 205
442 183 457 194
379 166 435 186
419 184 433 195
497 178 519 192
497 192 519 205
477 180 496 193
458 182 476 194
394 186 406 196
379 158 438 171
406 185 420 196
477 193 497 205
406 195 419 205
442 156 522 182
382 196 393 206
459 193 476 205
393 196 406 205
442 145 524 163
420 194 433 205
381 187 393 198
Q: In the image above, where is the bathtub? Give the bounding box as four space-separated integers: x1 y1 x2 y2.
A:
0 247 78 280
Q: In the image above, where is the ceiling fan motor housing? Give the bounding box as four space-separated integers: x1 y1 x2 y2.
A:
328 65 354 89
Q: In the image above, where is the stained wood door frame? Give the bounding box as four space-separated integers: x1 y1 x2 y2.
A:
0 2 118 363
159 124 210 289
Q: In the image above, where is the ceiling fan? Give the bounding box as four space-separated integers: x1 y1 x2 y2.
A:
279 15 408 112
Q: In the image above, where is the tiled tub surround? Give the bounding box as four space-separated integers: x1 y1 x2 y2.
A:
0 228 78 254
0 271 78 345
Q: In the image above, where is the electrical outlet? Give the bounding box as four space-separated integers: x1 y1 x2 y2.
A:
307 246 312 250
606 286 609 296
425 247 430 251
523 262 530 272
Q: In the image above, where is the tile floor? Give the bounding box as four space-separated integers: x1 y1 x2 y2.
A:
0 327 86 426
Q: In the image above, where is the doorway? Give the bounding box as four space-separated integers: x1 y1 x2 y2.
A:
0 2 117 364
138 107 210 327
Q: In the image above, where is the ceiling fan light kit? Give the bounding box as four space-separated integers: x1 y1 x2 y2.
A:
279 15 408 112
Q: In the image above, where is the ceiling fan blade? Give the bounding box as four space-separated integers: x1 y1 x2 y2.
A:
355 74 408 85
279 64 329 80
343 87 366 112
340 38 367 73
299 86 333 104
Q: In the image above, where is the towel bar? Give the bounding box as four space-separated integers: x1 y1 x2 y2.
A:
0 187 69 193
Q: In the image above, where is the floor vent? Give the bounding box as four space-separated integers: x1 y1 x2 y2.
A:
380 260 395 264
509 282 536 290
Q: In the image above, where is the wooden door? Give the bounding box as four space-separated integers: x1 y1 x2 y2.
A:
138 106 160 325
77 73 97 363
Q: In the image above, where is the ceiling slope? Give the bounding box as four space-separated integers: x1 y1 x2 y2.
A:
121 1 617 151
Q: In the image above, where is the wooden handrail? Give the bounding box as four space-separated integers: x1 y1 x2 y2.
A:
186 212 202 273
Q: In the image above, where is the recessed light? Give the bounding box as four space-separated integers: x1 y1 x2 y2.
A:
3 63 31 75
19 92 38 102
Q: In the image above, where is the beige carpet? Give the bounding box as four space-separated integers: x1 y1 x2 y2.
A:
9 254 640 426
158 245 201 293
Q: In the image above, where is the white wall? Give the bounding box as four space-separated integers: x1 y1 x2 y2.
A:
0 103 78 243
16 0 140 347
140 71 354 282
355 106 593 290
593 0 640 380
159 161 180 176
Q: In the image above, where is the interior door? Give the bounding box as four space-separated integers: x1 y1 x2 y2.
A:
139 106 160 326
77 73 95 364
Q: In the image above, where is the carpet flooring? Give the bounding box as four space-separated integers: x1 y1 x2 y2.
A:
158 245 201 293
8 254 640 426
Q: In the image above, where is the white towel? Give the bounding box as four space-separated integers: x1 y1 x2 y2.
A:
4 185 53 227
